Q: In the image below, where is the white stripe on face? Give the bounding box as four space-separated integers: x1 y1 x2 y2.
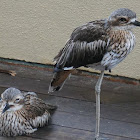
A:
130 18 136 23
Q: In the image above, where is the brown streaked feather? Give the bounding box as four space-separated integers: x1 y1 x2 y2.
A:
22 93 56 120
54 20 108 70
49 20 110 93
51 20 134 93
71 20 107 42
101 30 135 69
49 70 73 92
0 88 56 136
51 70 72 86
50 8 137 94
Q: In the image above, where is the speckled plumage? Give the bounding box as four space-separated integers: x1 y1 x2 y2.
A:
49 8 138 92
49 8 140 140
0 88 56 136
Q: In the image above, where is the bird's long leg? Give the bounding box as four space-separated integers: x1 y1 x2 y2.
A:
95 71 104 140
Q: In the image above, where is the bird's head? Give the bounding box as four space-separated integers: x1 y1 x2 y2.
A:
0 88 24 113
107 8 140 30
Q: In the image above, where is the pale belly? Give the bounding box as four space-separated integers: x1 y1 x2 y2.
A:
88 31 135 71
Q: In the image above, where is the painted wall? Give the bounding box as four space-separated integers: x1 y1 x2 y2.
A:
0 0 140 79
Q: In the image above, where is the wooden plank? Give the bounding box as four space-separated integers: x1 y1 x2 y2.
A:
43 95 140 124
29 125 139 140
0 86 140 124
0 136 42 140
0 73 140 104
0 70 139 139
0 73 96 101
15 137 42 140
31 94 140 139
51 111 140 139
0 124 138 140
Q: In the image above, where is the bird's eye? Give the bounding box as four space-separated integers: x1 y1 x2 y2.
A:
119 18 127 22
15 98 20 103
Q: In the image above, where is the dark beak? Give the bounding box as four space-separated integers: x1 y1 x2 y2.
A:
132 20 140 26
2 103 10 113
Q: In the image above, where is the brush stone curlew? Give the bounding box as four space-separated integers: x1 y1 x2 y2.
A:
0 87 56 136
49 8 140 139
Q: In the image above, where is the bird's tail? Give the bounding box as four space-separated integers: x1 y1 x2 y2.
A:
48 70 73 93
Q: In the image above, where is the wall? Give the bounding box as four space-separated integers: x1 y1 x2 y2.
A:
0 0 140 79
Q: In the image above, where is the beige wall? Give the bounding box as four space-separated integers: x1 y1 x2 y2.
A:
0 0 140 79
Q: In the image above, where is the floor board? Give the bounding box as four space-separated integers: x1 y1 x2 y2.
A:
0 63 139 140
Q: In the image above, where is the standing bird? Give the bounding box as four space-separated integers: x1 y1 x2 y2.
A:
0 87 56 136
49 8 140 140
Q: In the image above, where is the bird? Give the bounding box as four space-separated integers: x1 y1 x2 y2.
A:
48 8 140 140
0 87 56 136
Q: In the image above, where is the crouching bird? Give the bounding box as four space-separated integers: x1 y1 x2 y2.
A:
0 87 56 136
49 8 140 140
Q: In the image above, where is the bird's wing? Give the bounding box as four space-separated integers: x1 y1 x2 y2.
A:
54 20 108 70
23 93 56 119
23 91 37 97
22 93 57 127
24 94 49 118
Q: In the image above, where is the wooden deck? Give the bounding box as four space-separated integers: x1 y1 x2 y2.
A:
0 62 140 140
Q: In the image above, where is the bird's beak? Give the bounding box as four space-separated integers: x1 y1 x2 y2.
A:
2 103 10 113
132 20 140 26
